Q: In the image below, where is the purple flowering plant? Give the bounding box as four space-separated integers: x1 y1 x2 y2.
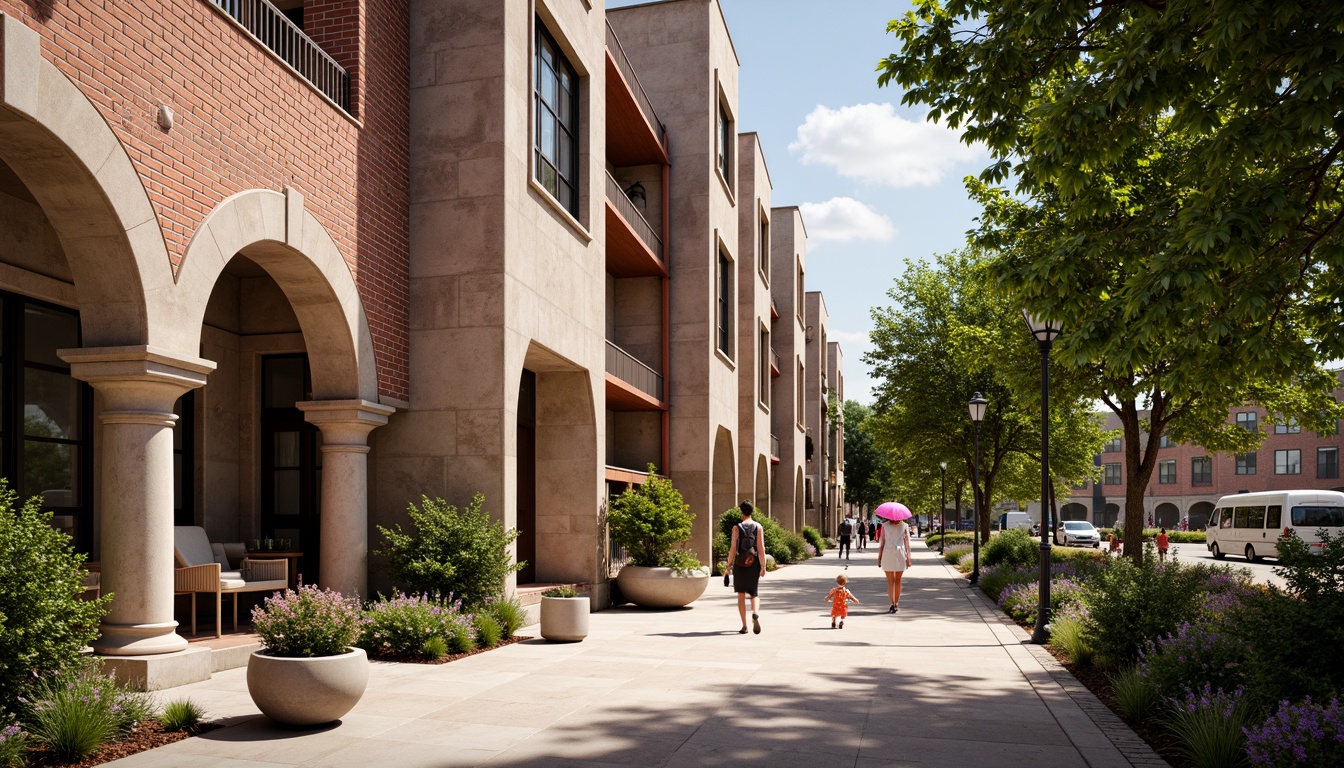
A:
1245 697 1344 768
0 711 26 768
358 592 475 659
1138 618 1247 699
251 584 365 658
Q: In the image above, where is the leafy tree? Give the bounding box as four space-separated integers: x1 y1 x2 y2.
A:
841 400 889 515
865 249 1103 542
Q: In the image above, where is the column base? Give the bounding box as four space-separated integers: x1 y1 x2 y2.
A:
91 620 189 657
99 647 213 691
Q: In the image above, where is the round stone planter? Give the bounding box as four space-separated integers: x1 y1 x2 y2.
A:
616 565 709 609
540 596 590 642
246 647 369 726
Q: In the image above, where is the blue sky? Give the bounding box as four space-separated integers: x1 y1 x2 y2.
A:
609 0 988 404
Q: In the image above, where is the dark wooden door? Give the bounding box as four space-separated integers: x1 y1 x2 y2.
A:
259 355 321 585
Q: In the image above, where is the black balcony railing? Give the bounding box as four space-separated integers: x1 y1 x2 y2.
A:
607 171 664 259
207 0 351 112
771 434 780 458
606 340 664 402
605 20 666 144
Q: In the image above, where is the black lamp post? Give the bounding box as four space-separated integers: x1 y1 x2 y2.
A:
938 461 948 555
1023 310 1063 645
968 392 987 585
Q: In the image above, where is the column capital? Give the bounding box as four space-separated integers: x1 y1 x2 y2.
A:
297 399 395 446
59 345 215 410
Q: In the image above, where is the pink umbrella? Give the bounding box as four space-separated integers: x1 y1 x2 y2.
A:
874 501 912 522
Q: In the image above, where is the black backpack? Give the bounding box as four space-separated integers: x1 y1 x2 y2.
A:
734 522 759 567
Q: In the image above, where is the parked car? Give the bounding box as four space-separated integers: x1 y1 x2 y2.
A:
957 519 975 531
1059 521 1101 548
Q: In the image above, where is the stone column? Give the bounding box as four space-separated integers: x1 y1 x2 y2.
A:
296 399 395 598
60 346 215 657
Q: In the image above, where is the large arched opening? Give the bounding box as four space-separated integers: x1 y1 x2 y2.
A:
711 426 737 533
1060 502 1088 522
754 455 770 517
1154 502 1180 529
1101 503 1121 529
1188 501 1214 531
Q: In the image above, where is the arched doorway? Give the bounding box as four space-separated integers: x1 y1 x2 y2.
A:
1060 502 1088 522
711 426 736 530
1188 501 1214 531
1154 502 1179 529
794 468 805 532
754 455 770 516
1102 503 1120 529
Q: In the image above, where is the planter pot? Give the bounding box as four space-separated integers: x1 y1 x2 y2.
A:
247 647 369 726
616 565 709 609
540 596 590 642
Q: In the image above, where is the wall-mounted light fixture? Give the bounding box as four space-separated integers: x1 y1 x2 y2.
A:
625 181 647 210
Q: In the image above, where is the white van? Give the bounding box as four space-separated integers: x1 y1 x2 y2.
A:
997 512 1032 532
1206 490 1344 561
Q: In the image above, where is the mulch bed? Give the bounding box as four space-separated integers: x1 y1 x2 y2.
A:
365 634 531 665
25 720 219 768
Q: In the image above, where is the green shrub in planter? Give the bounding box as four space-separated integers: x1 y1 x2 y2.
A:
1050 609 1094 666
446 621 474 654
375 494 522 611
608 466 701 572
1164 686 1252 768
0 485 108 710
982 528 1039 568
253 585 364 658
718 508 744 538
541 586 577 599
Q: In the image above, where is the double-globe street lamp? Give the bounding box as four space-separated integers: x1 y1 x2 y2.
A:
938 461 948 555
968 392 988 585
1023 311 1063 645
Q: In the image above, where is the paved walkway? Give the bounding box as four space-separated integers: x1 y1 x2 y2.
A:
108 543 1167 768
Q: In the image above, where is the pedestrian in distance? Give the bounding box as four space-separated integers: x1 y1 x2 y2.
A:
825 574 859 629
1156 527 1170 562
856 517 868 550
876 510 912 613
869 519 878 542
837 514 854 560
1108 532 1121 556
727 500 766 634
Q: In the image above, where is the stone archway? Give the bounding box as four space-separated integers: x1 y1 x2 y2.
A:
711 426 736 530
1102 503 1120 529
1060 502 1088 522
1188 501 1214 531
1154 502 1180 529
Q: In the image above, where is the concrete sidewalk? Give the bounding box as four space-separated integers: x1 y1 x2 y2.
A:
107 543 1167 768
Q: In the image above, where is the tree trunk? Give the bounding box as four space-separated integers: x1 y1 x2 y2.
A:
1118 396 1165 563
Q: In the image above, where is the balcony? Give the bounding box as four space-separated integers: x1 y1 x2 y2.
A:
606 171 667 278
770 347 780 377
605 21 668 166
770 434 780 464
605 340 666 411
770 298 780 321
206 0 351 112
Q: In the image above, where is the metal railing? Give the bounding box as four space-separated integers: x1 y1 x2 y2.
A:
605 20 666 144
606 171 664 259
207 0 351 112
606 340 664 401
771 434 780 458
770 347 780 372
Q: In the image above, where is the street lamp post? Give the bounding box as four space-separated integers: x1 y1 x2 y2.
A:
939 461 948 555
967 392 988 586
1023 311 1063 645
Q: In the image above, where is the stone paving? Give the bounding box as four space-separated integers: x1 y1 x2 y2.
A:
107 543 1167 768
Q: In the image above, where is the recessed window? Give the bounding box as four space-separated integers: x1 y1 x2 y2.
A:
1319 447 1339 479
796 261 804 321
1159 435 1176 448
1158 460 1176 484
759 212 770 281
1191 456 1213 486
797 360 805 427
1103 436 1122 453
716 100 733 182
758 327 770 408
1275 448 1302 475
1236 411 1258 433
1273 415 1301 434
716 249 733 358
534 21 579 216
1236 452 1257 475
1103 463 1122 485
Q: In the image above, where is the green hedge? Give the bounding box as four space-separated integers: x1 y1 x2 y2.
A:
925 532 974 550
1097 528 1205 544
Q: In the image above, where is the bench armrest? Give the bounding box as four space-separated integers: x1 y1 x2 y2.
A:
241 558 288 583
175 563 221 593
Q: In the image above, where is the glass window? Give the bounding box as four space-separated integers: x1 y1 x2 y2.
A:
1236 411 1258 433
1217 508 1233 529
1236 452 1257 475
1234 506 1266 529
797 360 804 426
716 250 733 357
24 305 78 368
758 328 769 408
759 213 770 279
1159 435 1176 448
1158 460 1176 484
1274 415 1301 434
1103 436 1122 453
716 100 733 181
1275 449 1301 475
796 262 804 321
1319 447 1339 479
264 356 308 409
1292 506 1344 527
1103 463 1122 485
1191 456 1213 486
534 21 579 215
1267 505 1282 529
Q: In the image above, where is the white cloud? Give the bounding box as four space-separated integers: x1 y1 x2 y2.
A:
789 103 982 187
798 197 897 243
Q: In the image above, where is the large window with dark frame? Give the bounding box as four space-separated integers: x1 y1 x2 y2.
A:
1275 448 1302 475
0 297 94 552
534 20 579 216
759 211 770 281
758 327 770 408
716 99 733 182
716 249 733 358
1103 462 1122 485
1103 435 1122 452
1320 447 1339 479
1192 456 1213 486
1236 411 1258 433
1236 451 1257 475
1158 459 1177 484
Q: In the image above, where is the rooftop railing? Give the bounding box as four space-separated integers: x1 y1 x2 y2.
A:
606 340 664 402
606 171 664 259
605 20 666 144
207 0 351 112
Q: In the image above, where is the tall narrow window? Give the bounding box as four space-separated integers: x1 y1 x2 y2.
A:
758 212 770 280
1320 447 1339 479
797 360 805 427
1192 456 1213 486
716 100 733 181
1158 460 1176 484
759 327 770 408
796 261 804 321
534 21 579 216
173 392 195 526
1103 463 1122 485
716 250 733 357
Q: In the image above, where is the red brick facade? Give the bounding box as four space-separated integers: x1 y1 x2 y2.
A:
3 0 410 400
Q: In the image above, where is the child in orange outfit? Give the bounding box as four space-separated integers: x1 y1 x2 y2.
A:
825 574 859 629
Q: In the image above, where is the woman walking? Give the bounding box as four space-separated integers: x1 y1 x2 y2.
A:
727 501 767 634
875 502 913 613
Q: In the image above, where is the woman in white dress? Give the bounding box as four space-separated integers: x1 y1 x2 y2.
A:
876 518 912 613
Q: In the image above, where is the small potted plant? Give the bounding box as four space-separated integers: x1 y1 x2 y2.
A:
539 586 589 642
246 585 368 726
609 465 708 608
